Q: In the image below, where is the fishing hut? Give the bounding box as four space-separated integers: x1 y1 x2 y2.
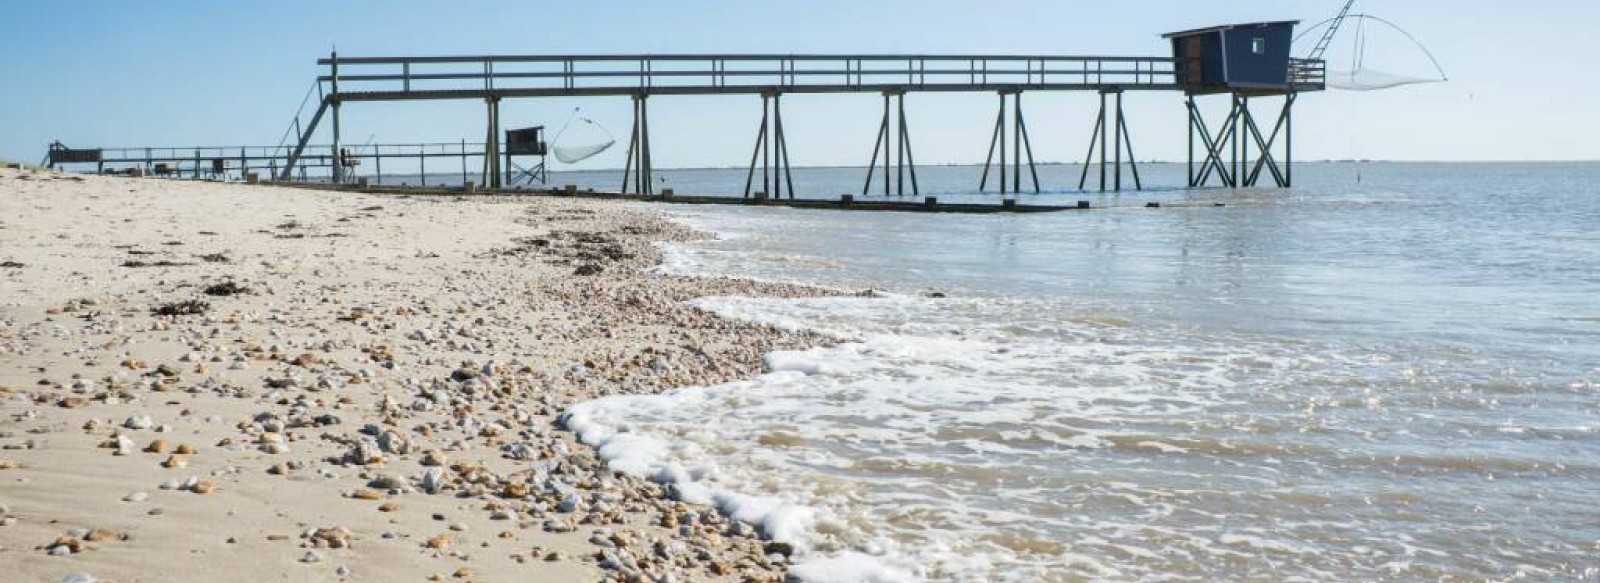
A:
503 126 548 186
1166 21 1321 188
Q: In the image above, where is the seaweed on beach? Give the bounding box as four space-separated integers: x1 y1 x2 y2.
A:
122 260 193 268
202 281 250 297
0 260 24 268
151 300 210 316
196 253 231 264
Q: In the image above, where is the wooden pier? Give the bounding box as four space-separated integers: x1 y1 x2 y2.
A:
46 20 1326 198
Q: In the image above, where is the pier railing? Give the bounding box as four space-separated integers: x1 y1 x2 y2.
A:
90 142 489 182
1288 58 1327 90
318 54 1182 100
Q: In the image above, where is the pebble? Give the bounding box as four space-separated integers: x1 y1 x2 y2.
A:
420 450 447 466
369 473 405 490
123 415 153 430
420 467 445 494
123 491 149 502
301 550 323 563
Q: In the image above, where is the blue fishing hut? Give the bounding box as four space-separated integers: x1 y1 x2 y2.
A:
1165 21 1300 95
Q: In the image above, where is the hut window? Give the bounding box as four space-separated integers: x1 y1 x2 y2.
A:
1251 37 1266 55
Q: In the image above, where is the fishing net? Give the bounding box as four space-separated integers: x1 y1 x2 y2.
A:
551 113 616 164
1326 68 1441 91
1297 14 1447 91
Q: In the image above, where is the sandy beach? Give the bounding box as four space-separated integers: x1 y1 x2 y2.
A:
0 168 837 583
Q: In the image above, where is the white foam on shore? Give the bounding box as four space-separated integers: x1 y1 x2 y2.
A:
561 290 1276 582
562 371 917 582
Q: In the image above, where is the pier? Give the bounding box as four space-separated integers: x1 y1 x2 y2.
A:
45 20 1327 202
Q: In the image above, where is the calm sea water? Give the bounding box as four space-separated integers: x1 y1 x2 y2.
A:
558 162 1600 582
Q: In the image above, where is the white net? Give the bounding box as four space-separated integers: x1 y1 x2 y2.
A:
1326 68 1443 91
553 142 614 164
550 114 616 164
1298 14 1447 92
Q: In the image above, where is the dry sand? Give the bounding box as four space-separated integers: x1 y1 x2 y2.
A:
0 168 840 583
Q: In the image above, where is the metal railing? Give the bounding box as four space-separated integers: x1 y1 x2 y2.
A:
88 141 493 182
317 54 1182 98
1288 58 1327 89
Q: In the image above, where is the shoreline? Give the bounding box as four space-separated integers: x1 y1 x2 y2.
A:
0 168 842 583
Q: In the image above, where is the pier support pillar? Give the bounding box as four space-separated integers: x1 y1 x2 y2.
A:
483 96 502 190
1079 88 1142 192
980 89 1039 195
745 91 795 199
330 51 342 185
621 93 654 195
863 88 919 197
1186 92 1295 188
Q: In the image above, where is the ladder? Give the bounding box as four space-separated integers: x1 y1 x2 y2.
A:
1306 0 1358 61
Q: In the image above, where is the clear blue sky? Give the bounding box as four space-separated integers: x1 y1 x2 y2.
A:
3 0 1596 168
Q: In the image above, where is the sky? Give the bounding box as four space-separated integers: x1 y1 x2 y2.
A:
3 0 1597 170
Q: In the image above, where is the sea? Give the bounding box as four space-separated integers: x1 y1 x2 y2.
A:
536 162 1598 582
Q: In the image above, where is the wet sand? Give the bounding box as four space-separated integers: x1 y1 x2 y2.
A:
0 168 837 583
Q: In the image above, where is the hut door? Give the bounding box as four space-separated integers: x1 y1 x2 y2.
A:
1184 36 1204 90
